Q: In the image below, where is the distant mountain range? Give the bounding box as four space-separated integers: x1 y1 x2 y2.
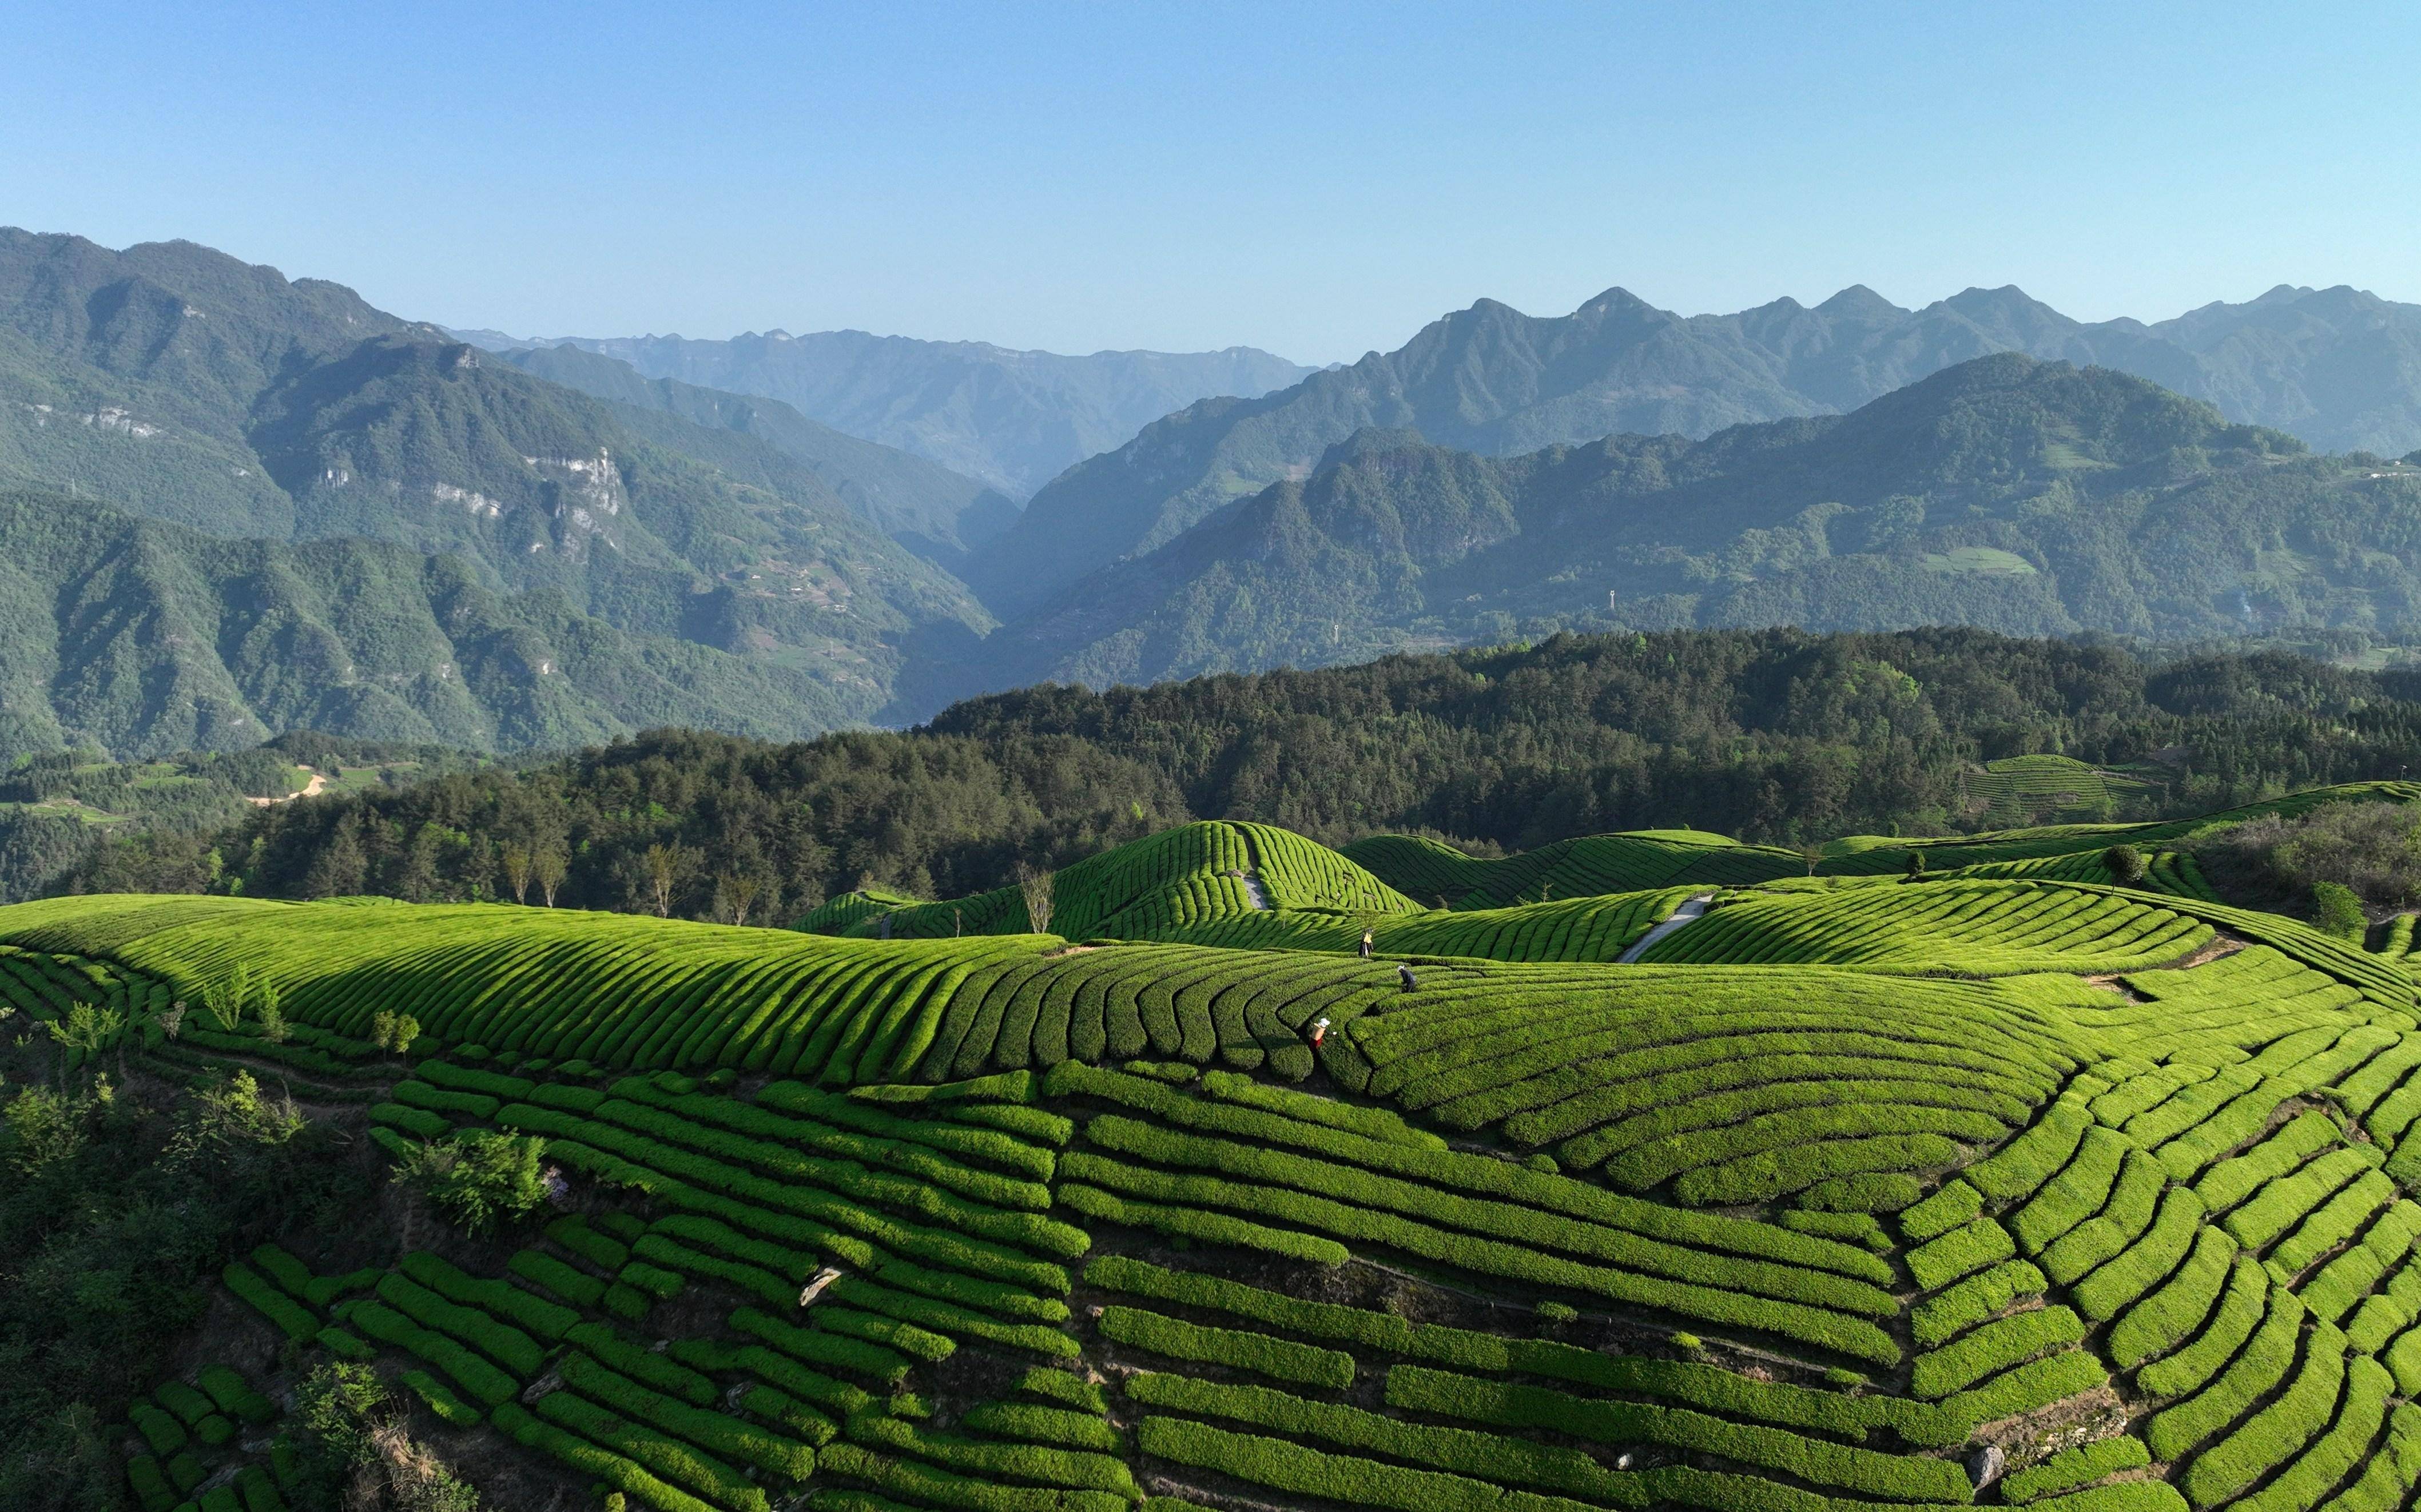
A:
12 225 2421 758
964 355 2421 692
454 326 1319 498
969 281 2421 616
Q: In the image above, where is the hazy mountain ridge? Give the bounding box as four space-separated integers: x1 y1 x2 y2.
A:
494 341 1021 570
471 325 1318 496
968 280 2421 617
959 354 2421 697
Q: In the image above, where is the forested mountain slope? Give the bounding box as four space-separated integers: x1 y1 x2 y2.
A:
968 282 2421 617
498 343 1022 571
50 627 2421 921
476 327 1317 497
0 229 996 732
0 486 904 758
963 356 2421 694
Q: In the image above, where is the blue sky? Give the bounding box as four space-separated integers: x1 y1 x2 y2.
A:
6 2 2415 364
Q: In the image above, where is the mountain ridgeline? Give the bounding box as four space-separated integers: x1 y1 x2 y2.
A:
0 229 1008 751
966 355 2421 693
969 280 2421 618
468 326 1320 498
13 226 2421 759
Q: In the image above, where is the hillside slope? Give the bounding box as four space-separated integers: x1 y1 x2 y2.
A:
56 627 2421 914
15 787 2421 1510
0 487 892 757
963 356 2421 693
968 282 2421 617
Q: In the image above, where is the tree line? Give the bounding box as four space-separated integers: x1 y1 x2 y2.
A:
51 627 2421 922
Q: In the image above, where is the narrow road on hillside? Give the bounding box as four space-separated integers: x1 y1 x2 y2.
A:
1619 893 1714 962
1239 873 1271 909
246 769 330 807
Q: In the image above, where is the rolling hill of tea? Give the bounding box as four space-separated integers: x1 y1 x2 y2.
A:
19 782 2421 1512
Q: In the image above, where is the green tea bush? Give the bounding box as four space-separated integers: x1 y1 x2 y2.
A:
1999 1437 2151 1505
2072 1188 2203 1320
2228 1354 2394 1512
559 1350 816 1482
813 1442 1131 1512
2144 1291 2305 1458
399 1369 483 1428
956 1402 1122 1453
2105 1225 2236 1367
399 1250 579 1342
130 1403 186 1455
1095 1306 1354 1388
564 1322 719 1406
2138 1257 2269 1397
730 1307 916 1387
491 1402 718 1512
844 1411 1136 1495
1385 1366 1969 1501
1910 1260 2046 1348
347 1301 517 1408
511 1248 607 1307
374 1272 545 1376
125 1453 176 1512
1909 1306 2084 1399
222 1260 321 1342
1126 1371 1635 1501
1055 1181 1348 1265
2178 1323 2349 1505
1907 1217 2017 1292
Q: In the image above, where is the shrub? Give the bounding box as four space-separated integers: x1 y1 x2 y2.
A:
1385 1366 1969 1501
511 1247 607 1307
2316 881 2368 940
1907 1217 2017 1292
2001 1437 2152 1505
400 1369 483 1428
565 1322 719 1406
1911 1260 2046 1348
130 1403 186 1455
391 1130 550 1235
1909 1306 2085 1399
222 1260 321 1342
1096 1306 1354 1388
2143 1289 2305 1459
491 1402 718 1512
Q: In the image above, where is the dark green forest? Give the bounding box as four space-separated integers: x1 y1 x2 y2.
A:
51 627 2421 920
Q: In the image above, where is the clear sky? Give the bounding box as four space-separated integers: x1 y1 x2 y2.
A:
6 2 2416 365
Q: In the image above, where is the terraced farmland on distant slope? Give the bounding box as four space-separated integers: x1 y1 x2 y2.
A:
23 780 2421 1512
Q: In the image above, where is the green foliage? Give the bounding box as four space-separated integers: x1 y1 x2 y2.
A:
391 1129 550 1235
2101 844 2148 884
1095 1306 1355 1388
62 628 2421 922
2315 880 2368 940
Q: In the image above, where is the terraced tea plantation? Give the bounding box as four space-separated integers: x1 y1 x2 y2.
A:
22 782 2421 1512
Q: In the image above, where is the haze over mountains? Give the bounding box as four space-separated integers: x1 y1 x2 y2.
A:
458 325 1319 498
10 223 2421 759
